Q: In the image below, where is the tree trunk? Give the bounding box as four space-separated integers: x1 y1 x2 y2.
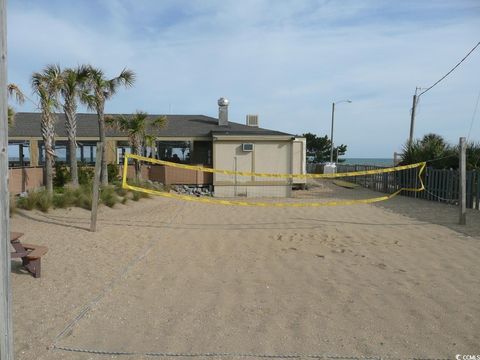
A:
133 141 141 181
41 112 55 195
45 152 53 194
65 104 79 187
151 141 156 159
69 139 78 187
97 106 108 186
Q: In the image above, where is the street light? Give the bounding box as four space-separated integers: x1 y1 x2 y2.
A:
330 99 352 163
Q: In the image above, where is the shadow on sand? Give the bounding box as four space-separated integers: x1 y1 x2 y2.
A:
374 195 480 238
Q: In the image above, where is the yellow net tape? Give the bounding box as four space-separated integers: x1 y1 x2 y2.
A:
125 153 425 179
121 154 426 207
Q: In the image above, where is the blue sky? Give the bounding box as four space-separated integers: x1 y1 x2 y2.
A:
7 0 480 157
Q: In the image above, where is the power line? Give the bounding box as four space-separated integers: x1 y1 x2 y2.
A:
466 87 480 142
418 41 480 97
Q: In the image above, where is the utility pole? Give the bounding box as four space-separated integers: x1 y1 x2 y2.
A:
330 102 335 163
408 87 419 146
329 100 351 164
0 0 14 358
459 137 467 225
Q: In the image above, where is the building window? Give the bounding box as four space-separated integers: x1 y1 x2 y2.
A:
116 142 132 164
8 142 30 167
39 141 97 165
157 141 191 163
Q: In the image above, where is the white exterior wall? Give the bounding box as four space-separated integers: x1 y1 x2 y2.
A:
212 137 306 198
291 137 307 185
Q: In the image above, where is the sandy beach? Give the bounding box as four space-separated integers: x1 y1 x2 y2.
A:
9 183 480 359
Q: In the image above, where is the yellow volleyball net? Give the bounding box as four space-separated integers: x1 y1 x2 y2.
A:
121 153 426 207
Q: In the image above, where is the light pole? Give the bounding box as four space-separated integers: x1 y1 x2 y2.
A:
330 99 352 163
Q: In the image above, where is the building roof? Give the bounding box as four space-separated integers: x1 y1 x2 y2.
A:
9 112 293 138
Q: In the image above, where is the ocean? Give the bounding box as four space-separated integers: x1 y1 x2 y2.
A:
343 158 393 167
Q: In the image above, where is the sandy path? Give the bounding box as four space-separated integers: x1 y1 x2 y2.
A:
10 188 480 359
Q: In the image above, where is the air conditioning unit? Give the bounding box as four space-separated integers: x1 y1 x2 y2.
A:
246 114 259 127
242 143 254 152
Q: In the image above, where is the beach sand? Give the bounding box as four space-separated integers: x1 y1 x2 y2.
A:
10 183 480 359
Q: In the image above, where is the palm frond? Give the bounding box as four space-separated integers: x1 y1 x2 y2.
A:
42 64 63 93
152 115 167 129
105 68 136 98
7 83 25 104
116 68 136 87
31 72 45 91
79 92 98 112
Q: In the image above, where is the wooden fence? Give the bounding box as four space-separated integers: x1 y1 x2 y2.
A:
308 163 480 210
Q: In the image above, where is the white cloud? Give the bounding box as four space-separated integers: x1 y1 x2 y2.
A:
7 0 480 156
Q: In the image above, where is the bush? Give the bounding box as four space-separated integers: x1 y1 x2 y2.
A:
36 191 53 212
52 193 67 208
131 191 141 201
53 163 71 188
71 185 91 210
52 189 77 209
115 185 128 197
100 186 119 208
17 191 39 211
108 163 120 183
17 190 52 212
78 163 94 185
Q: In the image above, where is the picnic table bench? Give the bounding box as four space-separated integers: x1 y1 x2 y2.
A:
10 232 48 278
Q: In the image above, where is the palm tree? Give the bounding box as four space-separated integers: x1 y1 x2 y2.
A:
31 65 62 194
60 66 89 187
107 111 166 179
401 133 457 169
144 135 157 159
83 67 135 185
7 83 25 126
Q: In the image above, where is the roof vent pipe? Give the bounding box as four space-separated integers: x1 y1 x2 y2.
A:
218 97 229 126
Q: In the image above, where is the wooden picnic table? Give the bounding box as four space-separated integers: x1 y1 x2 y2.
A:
10 232 48 278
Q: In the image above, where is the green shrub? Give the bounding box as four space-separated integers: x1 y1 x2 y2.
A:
17 191 39 210
52 193 66 208
36 190 52 212
138 191 150 199
107 163 120 183
74 185 93 210
52 189 76 209
75 193 92 210
128 179 152 198
53 163 71 188
17 190 52 212
131 191 141 201
100 186 119 208
78 163 94 185
121 197 128 205
115 185 128 197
